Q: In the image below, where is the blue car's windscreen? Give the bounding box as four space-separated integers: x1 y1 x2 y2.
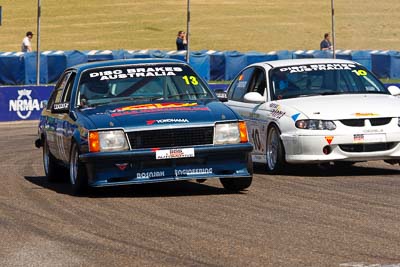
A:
77 64 214 107
269 63 388 100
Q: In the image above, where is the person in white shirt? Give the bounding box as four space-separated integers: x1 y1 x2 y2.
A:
21 31 33 52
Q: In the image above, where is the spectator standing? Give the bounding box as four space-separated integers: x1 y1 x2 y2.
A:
176 31 187 51
21 31 34 52
320 33 332 51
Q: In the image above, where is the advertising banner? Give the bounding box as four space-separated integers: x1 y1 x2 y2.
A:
0 85 54 121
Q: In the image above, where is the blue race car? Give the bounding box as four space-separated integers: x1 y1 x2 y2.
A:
35 59 253 195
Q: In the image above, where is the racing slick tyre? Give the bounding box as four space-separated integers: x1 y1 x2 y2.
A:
266 124 285 174
43 139 65 182
69 143 88 195
220 177 252 192
220 155 253 192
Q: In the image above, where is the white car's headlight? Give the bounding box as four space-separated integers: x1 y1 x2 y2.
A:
89 130 129 152
398 117 400 127
214 122 248 144
295 119 336 130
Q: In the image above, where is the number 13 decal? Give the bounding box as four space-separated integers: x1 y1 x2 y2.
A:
182 75 199 85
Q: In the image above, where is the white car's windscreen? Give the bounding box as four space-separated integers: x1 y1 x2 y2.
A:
269 63 388 100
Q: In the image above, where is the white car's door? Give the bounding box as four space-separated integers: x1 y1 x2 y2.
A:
226 67 271 163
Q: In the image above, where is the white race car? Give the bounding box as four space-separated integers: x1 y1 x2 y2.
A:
224 58 400 172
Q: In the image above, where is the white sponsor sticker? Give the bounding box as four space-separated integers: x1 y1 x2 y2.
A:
279 63 356 73
353 133 386 143
53 102 69 110
174 168 213 176
89 66 183 80
156 148 195 160
136 171 165 179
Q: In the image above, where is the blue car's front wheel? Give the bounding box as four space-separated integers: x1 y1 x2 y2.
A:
220 155 253 192
69 143 88 195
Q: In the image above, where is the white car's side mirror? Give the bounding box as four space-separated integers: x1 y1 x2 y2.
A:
243 92 265 103
387 85 400 96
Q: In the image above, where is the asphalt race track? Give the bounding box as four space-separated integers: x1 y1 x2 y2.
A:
1 121 400 267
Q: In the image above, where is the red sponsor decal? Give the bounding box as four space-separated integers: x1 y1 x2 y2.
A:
114 102 197 112
354 113 379 117
325 136 334 145
170 149 185 158
111 107 209 117
115 163 129 171
353 134 364 142
147 120 156 125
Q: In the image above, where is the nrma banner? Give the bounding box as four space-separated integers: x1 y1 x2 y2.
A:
0 86 54 121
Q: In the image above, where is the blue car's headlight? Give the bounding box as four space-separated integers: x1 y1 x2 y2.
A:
295 119 336 130
89 130 129 152
214 122 248 144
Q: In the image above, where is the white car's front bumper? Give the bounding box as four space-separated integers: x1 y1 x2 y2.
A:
281 129 400 164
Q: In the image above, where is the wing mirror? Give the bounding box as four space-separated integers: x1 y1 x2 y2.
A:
387 85 400 96
243 92 265 104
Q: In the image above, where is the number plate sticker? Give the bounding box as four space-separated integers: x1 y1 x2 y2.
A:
353 134 386 143
156 148 195 160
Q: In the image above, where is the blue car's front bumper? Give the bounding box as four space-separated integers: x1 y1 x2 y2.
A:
79 143 253 187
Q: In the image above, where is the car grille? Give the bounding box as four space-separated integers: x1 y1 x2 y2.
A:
340 119 365 127
127 126 214 149
370 117 392 126
340 118 392 127
339 142 396 153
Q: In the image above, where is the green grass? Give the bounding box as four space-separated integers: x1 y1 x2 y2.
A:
0 0 399 52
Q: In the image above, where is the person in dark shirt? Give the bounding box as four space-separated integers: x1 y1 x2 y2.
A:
320 33 332 50
176 31 187 50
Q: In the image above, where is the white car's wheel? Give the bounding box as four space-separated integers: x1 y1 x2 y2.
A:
266 125 285 173
69 143 88 195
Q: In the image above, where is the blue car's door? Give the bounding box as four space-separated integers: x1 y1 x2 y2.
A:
54 71 77 164
43 88 63 160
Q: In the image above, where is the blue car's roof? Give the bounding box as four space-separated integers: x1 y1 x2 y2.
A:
70 58 187 72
